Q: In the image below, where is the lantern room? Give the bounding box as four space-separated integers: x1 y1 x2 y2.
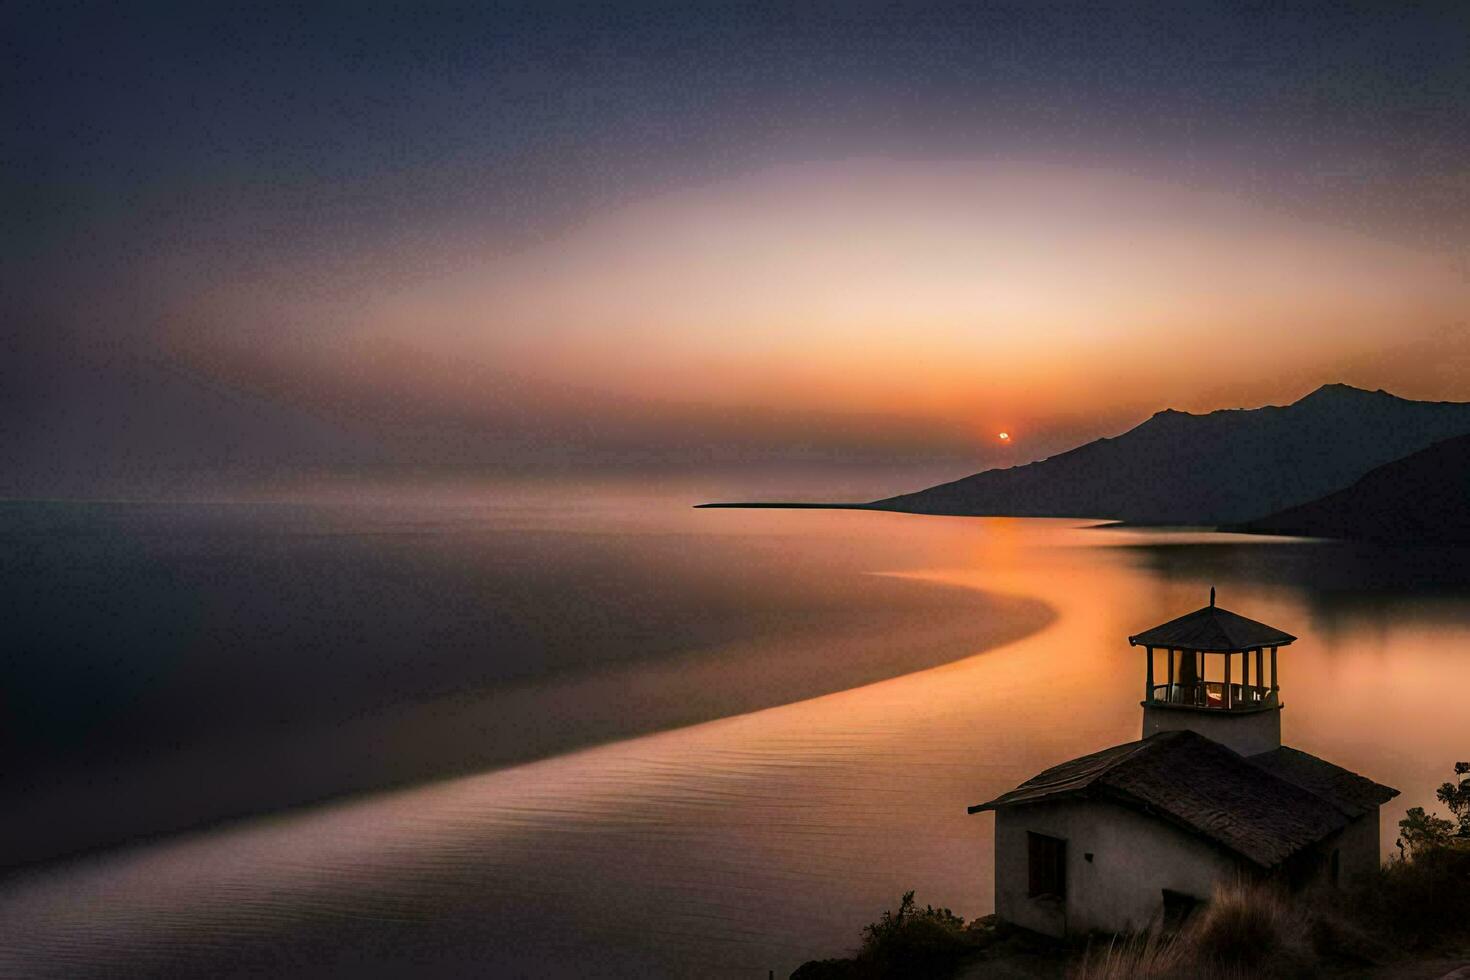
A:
1127 588 1297 756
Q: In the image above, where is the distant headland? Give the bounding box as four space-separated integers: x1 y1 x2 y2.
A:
693 501 873 510
699 384 1470 540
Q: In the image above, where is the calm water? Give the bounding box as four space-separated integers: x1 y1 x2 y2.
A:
2 490 1469 977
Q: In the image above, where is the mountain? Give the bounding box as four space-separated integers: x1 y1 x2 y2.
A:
1232 433 1470 542
868 385 1470 525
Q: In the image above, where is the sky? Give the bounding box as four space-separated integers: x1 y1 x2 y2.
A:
4 1 1469 498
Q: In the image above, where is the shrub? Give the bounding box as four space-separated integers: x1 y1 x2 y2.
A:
1349 842 1470 950
858 891 975 971
1371 758 1470 949
790 892 1023 978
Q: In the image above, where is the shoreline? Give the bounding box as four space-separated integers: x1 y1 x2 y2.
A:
4 578 1057 874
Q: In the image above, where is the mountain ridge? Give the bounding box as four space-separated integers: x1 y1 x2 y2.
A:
861 384 1470 524
1232 432 1470 542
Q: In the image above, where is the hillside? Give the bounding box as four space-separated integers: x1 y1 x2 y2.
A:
1233 433 1470 542
868 385 1470 525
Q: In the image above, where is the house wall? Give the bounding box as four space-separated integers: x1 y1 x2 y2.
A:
1142 704 1280 756
1322 810 1382 887
994 799 1249 938
1274 808 1382 892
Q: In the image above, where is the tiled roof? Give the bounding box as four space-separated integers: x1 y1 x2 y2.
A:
1128 604 1296 652
1248 746 1399 817
969 731 1392 868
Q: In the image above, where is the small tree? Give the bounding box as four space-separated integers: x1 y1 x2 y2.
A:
1434 761 1470 837
1398 806 1455 857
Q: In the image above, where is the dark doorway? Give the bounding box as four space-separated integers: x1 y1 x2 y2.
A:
1162 889 1200 930
1027 832 1067 898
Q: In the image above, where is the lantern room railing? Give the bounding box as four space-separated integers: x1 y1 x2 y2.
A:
1147 682 1276 711
1142 643 1281 711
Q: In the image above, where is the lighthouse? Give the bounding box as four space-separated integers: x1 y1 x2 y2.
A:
969 592 1397 938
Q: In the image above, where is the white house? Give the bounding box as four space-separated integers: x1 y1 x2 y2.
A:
969 591 1397 938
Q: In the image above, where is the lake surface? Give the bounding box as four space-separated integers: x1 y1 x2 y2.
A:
2 488 1469 977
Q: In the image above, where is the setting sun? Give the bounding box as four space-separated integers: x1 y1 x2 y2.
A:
998 432 1010 441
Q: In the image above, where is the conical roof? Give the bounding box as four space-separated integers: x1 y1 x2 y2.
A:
1128 594 1295 652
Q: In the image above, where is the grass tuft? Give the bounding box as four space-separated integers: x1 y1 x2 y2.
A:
1072 879 1310 980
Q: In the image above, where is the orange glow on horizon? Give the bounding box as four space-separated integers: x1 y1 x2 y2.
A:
178 159 1470 449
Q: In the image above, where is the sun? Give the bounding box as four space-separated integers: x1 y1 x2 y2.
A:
998 432 1010 441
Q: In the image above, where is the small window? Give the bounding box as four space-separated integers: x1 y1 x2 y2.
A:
1027 831 1066 898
